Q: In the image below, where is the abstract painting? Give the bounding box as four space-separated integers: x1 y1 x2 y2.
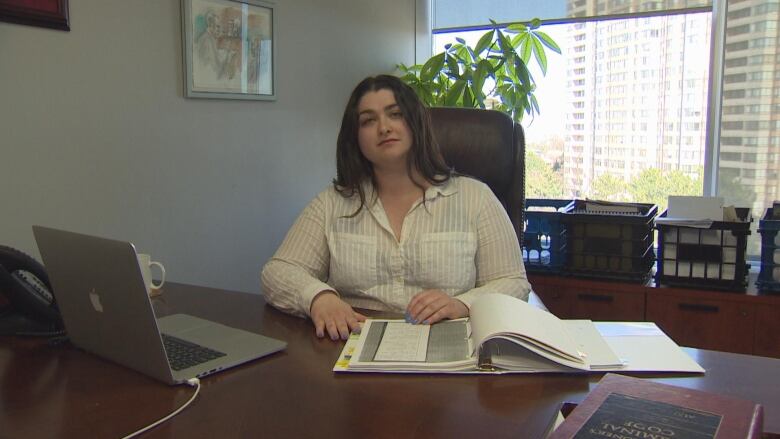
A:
182 0 274 100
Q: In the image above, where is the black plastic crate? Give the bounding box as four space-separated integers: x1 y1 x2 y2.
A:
757 207 780 292
562 200 658 282
656 209 751 291
522 199 573 274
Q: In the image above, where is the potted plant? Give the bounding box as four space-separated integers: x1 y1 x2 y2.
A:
398 19 560 123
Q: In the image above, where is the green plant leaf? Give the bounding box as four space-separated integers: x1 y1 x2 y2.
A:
529 18 541 29
510 32 523 49
463 86 475 107
453 44 473 62
471 62 491 109
501 85 516 106
420 52 445 82
520 37 532 64
471 82 486 108
496 28 513 58
473 59 492 92
506 23 527 33
399 72 418 84
531 37 548 75
515 57 531 88
518 94 530 114
466 45 477 62
474 29 494 55
445 54 460 78
488 55 506 68
534 31 562 54
530 93 540 115
445 80 467 106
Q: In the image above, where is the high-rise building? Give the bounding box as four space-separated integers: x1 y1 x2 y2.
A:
562 5 711 197
719 0 780 208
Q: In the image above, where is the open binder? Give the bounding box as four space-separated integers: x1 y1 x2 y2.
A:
334 294 704 374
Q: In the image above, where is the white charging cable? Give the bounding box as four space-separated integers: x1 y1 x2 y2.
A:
120 377 201 439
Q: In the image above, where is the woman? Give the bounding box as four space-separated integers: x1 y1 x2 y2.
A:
261 75 531 340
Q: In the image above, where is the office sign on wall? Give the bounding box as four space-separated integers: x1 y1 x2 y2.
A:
182 0 275 101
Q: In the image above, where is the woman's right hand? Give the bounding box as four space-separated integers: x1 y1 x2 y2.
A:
310 291 366 340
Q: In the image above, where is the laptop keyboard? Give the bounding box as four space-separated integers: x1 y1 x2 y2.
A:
161 333 227 371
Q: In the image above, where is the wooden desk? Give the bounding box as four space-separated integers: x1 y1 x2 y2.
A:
2 283 779 438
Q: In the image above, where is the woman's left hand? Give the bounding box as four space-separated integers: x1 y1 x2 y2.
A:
406 289 469 325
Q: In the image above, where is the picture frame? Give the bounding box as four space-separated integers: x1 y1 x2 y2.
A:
0 0 70 31
181 0 275 101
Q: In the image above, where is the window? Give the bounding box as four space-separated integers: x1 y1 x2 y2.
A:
429 0 780 258
435 13 709 209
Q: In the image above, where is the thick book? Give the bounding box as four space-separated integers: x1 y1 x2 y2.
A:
548 373 764 439
333 293 704 374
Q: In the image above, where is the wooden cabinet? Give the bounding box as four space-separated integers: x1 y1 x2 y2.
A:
528 273 780 359
754 304 780 358
531 276 645 321
569 288 644 321
645 291 755 355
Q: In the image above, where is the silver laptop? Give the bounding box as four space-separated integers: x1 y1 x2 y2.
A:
32 225 286 385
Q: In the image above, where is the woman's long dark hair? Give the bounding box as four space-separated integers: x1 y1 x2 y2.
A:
333 75 451 215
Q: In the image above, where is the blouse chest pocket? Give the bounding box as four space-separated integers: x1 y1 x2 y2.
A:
413 232 477 290
328 232 378 292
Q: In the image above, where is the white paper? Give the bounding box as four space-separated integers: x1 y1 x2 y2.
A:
596 322 704 373
701 230 721 245
469 293 584 363
595 322 664 337
664 244 676 259
563 320 623 368
707 263 721 279
374 323 429 362
692 262 705 278
668 196 724 220
678 261 691 277
722 264 735 280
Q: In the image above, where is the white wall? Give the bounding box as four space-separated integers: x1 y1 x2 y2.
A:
0 0 416 293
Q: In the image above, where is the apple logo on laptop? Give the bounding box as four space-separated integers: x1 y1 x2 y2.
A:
89 288 104 313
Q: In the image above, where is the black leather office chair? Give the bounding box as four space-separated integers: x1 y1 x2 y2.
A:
429 107 526 245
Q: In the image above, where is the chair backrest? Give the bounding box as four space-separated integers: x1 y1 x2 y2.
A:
429 107 526 244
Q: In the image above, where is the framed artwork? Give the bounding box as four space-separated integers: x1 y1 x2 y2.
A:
181 0 275 101
0 0 70 31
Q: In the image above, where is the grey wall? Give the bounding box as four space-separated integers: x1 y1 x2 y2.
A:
0 0 416 293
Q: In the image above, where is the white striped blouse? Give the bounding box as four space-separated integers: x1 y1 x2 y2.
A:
261 175 531 317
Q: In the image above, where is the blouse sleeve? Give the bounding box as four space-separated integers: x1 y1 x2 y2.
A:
260 192 334 317
455 185 532 308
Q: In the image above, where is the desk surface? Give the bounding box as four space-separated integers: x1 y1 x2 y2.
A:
2 283 779 438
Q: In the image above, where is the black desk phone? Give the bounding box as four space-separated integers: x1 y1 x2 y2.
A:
0 245 63 336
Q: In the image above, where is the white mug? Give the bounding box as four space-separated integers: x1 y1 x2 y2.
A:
137 253 166 296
